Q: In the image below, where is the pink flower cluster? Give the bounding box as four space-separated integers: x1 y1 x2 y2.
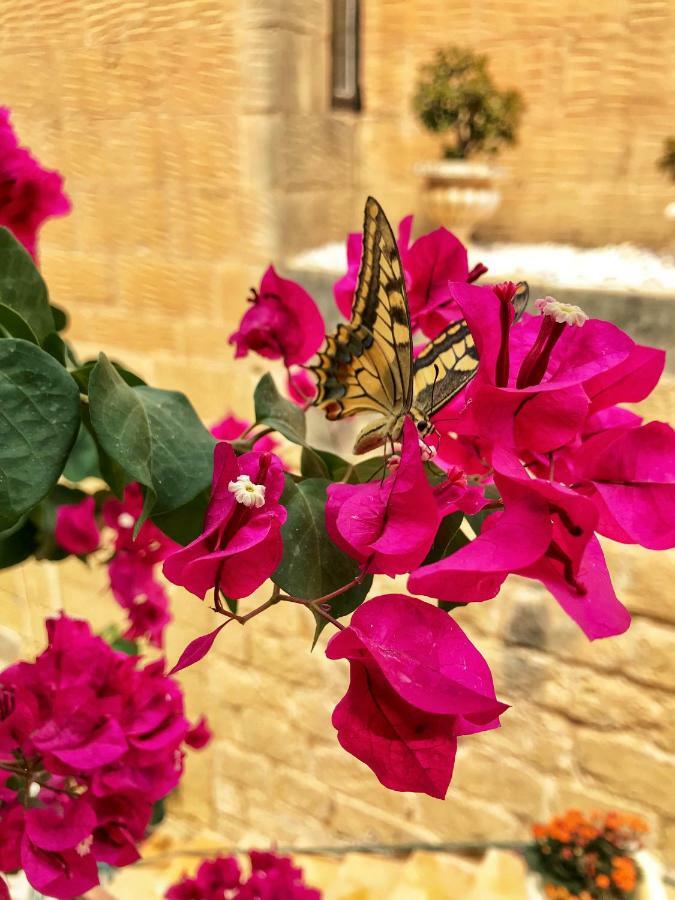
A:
165 851 321 899
55 485 177 648
0 614 199 898
0 107 71 260
191 213 674 801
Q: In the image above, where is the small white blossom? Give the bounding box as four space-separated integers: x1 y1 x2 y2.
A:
76 835 93 857
117 512 135 529
535 296 589 327
228 474 266 508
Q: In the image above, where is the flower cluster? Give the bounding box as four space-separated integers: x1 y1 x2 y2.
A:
55 485 177 648
527 809 649 899
407 282 672 640
0 107 70 259
0 614 201 898
103 484 177 646
177 209 674 800
165 851 321 899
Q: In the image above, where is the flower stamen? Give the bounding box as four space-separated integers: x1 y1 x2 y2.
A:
228 474 266 508
516 296 589 389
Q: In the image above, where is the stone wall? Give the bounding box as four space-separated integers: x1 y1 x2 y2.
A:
0 0 674 878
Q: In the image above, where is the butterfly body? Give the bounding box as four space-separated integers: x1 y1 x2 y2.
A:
311 196 525 454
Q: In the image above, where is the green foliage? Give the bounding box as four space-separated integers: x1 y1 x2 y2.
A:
253 372 327 473
0 339 80 532
254 372 306 445
88 353 216 524
0 228 55 342
273 477 373 643
658 137 675 182
413 46 524 159
0 519 38 570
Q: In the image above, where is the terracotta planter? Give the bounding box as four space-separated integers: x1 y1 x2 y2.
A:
415 159 502 242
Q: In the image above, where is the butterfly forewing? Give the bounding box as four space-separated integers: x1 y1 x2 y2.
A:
311 197 412 422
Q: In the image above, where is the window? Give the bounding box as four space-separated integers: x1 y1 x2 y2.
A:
331 0 361 111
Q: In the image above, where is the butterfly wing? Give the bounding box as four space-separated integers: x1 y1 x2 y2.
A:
311 196 413 425
412 318 479 420
412 280 530 420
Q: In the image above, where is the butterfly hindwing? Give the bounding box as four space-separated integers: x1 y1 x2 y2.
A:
312 197 412 422
412 318 479 419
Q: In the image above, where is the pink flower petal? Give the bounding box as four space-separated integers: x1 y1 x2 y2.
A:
521 536 630 640
409 485 551 603
169 622 230 675
25 796 96 852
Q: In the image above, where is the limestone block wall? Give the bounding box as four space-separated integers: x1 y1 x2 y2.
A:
355 0 675 249
0 0 673 876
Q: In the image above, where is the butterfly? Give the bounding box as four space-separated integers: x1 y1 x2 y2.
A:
311 196 528 454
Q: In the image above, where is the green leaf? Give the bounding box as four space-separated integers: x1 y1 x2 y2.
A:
300 446 351 481
151 487 209 545
350 456 387 483
273 477 372 643
0 339 80 532
88 354 216 518
63 423 102 482
0 519 38 569
422 512 466 565
0 228 55 343
50 304 68 332
71 358 146 393
42 331 68 365
254 373 306 444
0 303 38 343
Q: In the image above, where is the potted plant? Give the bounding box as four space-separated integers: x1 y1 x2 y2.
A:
658 137 675 223
524 809 666 900
412 45 524 240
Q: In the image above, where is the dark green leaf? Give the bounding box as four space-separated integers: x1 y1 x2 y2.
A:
273 477 372 643
300 446 351 481
71 358 146 393
149 797 167 828
50 304 68 332
350 456 387 483
0 303 38 343
254 373 306 444
88 354 216 519
0 519 38 569
422 512 465 565
63 423 102 482
151 488 210 545
0 228 54 342
42 331 67 365
0 339 80 531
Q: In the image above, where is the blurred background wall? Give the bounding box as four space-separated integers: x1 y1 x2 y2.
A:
0 0 674 873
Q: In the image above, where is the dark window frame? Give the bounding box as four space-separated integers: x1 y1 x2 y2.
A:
331 0 361 111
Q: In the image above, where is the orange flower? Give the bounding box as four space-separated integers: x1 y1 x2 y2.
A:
612 856 637 891
596 873 611 888
533 823 547 839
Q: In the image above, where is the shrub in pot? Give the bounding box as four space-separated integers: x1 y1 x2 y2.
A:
413 45 524 240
